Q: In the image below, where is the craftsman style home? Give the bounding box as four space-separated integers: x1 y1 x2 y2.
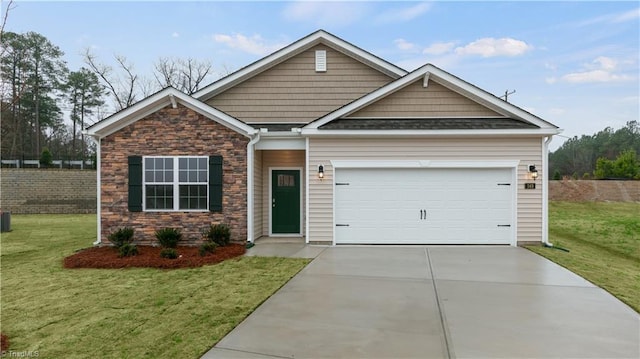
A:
86 30 560 246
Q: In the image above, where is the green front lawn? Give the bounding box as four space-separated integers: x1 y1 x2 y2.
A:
0 215 310 358
527 201 640 312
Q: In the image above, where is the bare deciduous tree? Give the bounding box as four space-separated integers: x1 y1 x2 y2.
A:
84 48 154 111
153 57 213 94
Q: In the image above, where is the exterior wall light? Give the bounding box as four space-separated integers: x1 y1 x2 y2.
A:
318 164 324 179
529 165 538 180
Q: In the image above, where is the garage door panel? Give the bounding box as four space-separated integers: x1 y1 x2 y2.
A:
335 168 514 244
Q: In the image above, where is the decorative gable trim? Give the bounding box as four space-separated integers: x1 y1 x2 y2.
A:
304 64 560 132
85 87 257 138
193 30 407 101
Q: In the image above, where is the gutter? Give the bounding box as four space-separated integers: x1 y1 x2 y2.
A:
246 132 261 243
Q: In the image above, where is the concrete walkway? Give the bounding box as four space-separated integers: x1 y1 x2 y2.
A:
203 245 640 359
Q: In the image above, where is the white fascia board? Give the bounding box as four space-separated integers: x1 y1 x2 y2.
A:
86 88 256 138
331 160 519 169
86 88 176 136
424 66 557 129
194 30 407 101
300 128 561 137
306 64 559 130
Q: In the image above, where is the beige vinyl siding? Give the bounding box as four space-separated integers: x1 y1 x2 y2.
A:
308 137 543 244
347 80 502 118
261 150 306 236
253 150 263 240
207 45 394 124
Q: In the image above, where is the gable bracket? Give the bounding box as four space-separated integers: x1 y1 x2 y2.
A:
169 94 178 109
423 72 430 88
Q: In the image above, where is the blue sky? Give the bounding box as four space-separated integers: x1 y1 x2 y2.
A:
4 1 639 150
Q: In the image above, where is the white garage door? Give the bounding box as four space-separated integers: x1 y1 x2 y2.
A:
334 168 514 244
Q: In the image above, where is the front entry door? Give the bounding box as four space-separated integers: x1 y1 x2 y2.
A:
271 169 301 234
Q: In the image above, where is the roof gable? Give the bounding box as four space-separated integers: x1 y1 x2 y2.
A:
85 87 256 138
304 64 559 132
193 30 407 102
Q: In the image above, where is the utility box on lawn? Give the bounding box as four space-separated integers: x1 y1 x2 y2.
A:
0 211 11 232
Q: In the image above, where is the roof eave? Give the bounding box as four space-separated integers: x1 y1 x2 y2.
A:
193 30 407 102
85 88 257 139
305 64 559 131
300 128 562 137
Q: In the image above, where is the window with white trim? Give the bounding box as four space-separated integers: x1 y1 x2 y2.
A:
143 156 208 211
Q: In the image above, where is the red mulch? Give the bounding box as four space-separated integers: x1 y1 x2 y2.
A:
1 333 8 352
63 244 246 269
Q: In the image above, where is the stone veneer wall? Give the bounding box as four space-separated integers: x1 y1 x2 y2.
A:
100 104 248 245
0 169 96 214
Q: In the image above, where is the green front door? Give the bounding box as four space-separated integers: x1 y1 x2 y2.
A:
272 170 301 234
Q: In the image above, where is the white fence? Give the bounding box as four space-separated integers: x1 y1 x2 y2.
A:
1 159 95 169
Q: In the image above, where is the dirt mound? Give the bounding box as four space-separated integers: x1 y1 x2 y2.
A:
64 244 246 269
549 180 640 202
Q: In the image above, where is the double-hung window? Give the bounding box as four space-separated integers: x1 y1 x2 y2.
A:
143 156 208 211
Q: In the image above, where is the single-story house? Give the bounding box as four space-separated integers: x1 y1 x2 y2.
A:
85 30 561 247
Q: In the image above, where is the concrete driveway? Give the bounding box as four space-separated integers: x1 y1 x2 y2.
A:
203 246 639 358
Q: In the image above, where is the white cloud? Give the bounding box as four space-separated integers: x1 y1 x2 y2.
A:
612 7 640 23
562 70 632 83
423 41 455 55
593 56 616 71
376 2 432 23
561 56 633 83
171 32 180 38
213 33 286 56
545 77 557 84
394 38 416 51
282 1 369 27
455 37 532 57
574 7 640 27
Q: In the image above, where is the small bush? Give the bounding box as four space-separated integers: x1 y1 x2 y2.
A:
199 242 218 256
118 243 138 257
155 228 182 248
160 248 178 259
204 223 231 246
108 227 135 247
40 148 53 167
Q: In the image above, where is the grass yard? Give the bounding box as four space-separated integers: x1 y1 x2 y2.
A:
527 201 640 313
0 215 310 358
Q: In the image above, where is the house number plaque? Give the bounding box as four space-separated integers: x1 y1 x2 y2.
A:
524 183 536 189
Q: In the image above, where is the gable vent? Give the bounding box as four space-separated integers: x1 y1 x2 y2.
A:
315 50 327 72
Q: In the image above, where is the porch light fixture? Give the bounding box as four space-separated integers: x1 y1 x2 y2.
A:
528 165 538 180
318 165 324 179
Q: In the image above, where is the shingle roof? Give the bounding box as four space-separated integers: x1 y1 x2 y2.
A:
319 118 539 130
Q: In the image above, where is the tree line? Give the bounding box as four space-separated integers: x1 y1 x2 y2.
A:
0 30 219 163
549 121 640 180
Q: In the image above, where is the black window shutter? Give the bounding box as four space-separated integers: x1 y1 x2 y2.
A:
209 155 223 212
128 156 143 212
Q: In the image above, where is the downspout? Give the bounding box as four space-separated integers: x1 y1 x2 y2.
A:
542 136 553 246
246 132 260 243
85 134 102 246
305 137 310 244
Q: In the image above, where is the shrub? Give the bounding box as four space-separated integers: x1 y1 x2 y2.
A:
118 243 138 257
552 169 562 181
155 228 182 248
40 148 53 167
160 248 178 259
199 242 218 256
204 223 231 246
108 227 135 247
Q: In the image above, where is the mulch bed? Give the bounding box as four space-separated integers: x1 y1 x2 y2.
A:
63 244 246 269
1 333 8 352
